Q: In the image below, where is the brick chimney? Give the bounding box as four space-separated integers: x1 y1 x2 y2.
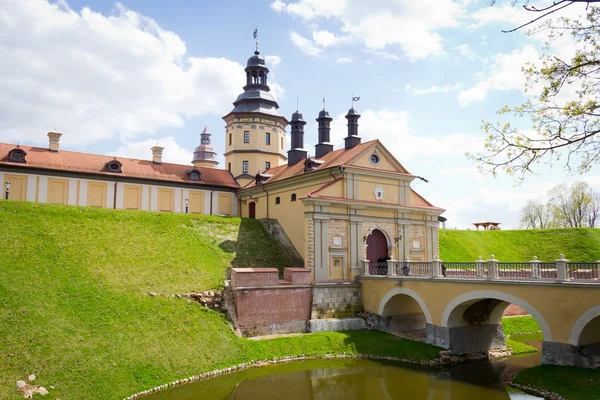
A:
151 145 164 165
47 131 62 152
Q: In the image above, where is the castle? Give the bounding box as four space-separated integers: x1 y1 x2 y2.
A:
0 46 445 281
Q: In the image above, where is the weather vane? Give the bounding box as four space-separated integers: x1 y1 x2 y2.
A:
253 27 259 52
352 95 360 107
322 94 326 110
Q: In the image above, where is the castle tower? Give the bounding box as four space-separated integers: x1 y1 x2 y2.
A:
191 126 218 168
222 44 288 186
315 106 334 158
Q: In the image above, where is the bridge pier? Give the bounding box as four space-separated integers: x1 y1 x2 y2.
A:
542 341 600 368
426 324 506 353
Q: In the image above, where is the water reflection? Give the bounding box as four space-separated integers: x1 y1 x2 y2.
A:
145 356 542 400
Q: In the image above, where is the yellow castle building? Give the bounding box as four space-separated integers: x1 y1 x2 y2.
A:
0 45 445 281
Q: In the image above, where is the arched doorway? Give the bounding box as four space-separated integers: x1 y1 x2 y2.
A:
367 229 388 274
248 202 256 219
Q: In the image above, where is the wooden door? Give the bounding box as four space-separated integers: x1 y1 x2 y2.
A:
124 185 142 210
158 188 174 212
367 229 388 262
189 191 204 214
248 202 256 219
87 182 106 208
218 194 232 216
47 178 68 204
5 175 27 201
331 257 344 280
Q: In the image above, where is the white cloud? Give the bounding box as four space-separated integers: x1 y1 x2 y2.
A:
290 31 322 57
0 0 246 148
313 30 338 47
455 43 475 58
334 57 353 64
115 136 193 164
265 55 281 68
406 83 463 96
329 108 482 162
458 45 539 106
273 0 466 60
365 49 402 61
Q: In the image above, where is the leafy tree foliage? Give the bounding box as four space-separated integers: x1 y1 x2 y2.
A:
520 181 600 228
471 3 600 180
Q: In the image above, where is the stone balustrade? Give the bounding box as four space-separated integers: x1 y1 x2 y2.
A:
362 254 600 283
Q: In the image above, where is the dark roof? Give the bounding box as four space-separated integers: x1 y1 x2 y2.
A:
0 142 239 189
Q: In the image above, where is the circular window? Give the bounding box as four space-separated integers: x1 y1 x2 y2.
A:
107 162 121 172
369 154 380 165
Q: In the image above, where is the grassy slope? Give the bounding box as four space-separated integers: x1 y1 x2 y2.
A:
440 228 600 262
0 201 441 400
503 316 542 355
514 366 600 400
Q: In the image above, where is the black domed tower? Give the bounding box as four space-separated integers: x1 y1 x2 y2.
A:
344 107 361 150
222 40 288 186
287 110 308 166
315 107 334 158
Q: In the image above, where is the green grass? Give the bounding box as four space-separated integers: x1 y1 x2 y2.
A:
513 365 600 400
502 316 542 355
506 332 543 355
502 316 541 336
440 228 600 262
0 201 442 399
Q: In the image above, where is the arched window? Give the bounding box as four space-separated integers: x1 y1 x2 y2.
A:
275 197 281 205
291 193 297 202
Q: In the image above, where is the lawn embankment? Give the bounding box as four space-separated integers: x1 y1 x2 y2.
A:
502 316 542 355
440 228 600 262
513 365 600 400
0 201 441 399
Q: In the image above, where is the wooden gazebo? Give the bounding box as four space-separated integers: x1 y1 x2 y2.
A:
472 219 501 231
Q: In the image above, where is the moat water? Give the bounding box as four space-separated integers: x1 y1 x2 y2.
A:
145 339 543 400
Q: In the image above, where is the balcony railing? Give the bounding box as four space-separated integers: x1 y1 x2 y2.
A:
362 255 599 283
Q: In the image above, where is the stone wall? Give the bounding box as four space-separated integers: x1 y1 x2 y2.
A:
409 225 425 255
328 219 348 248
311 283 363 319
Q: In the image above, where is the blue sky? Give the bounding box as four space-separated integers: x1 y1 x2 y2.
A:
1 0 598 235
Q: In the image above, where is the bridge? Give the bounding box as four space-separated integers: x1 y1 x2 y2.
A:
359 256 600 368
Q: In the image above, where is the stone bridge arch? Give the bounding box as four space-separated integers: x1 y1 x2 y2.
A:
375 288 432 339
440 290 552 353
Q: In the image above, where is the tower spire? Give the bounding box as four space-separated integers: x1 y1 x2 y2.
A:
253 27 259 53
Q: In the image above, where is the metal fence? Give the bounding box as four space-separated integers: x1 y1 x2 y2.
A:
497 262 532 279
442 262 479 278
369 262 388 276
395 261 431 276
538 263 557 280
568 262 599 281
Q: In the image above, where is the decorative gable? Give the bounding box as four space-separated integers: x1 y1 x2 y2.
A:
348 142 410 174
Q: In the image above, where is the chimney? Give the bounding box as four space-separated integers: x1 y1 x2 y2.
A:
287 110 308 166
47 131 62 152
344 107 361 150
315 108 334 158
151 145 164 165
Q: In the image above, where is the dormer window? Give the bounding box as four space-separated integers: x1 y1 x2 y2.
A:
7 147 27 163
186 168 202 181
105 159 123 173
303 158 324 173
255 172 273 185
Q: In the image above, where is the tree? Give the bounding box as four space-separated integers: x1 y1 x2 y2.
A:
520 181 599 229
470 3 600 180
519 199 553 228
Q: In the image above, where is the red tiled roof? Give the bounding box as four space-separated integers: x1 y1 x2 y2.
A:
0 143 239 189
243 140 398 189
